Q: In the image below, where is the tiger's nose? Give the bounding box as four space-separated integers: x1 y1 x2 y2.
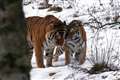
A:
59 32 64 37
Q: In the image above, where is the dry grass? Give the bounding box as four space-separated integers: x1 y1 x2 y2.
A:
87 30 120 74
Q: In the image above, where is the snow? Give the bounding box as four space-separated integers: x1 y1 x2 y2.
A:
23 0 120 80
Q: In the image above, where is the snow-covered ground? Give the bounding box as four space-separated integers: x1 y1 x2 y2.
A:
23 0 120 80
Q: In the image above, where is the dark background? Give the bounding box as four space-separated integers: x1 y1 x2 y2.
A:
0 0 31 80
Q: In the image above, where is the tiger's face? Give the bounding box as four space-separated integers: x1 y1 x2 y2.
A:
67 20 83 39
69 27 79 35
55 31 66 46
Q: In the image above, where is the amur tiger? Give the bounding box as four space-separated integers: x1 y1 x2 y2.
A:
51 20 87 65
26 15 67 68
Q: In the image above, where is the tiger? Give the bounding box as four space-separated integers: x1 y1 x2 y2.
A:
26 15 67 68
52 20 87 65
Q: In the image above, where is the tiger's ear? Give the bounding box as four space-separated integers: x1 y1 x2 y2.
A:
63 21 66 25
46 24 54 32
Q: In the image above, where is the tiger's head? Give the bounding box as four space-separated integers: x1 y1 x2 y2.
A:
66 20 83 39
44 15 67 34
45 15 67 46
68 20 83 33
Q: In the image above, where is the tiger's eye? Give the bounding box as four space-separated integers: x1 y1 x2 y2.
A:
71 28 74 32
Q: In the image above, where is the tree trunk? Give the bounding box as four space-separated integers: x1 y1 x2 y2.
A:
0 0 31 80
44 0 49 7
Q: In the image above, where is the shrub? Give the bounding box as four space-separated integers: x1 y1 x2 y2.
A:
87 29 120 74
48 6 62 12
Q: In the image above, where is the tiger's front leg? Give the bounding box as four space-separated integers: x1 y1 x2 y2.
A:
75 49 85 65
34 41 45 68
75 43 86 65
45 48 54 67
79 47 86 64
64 43 70 65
